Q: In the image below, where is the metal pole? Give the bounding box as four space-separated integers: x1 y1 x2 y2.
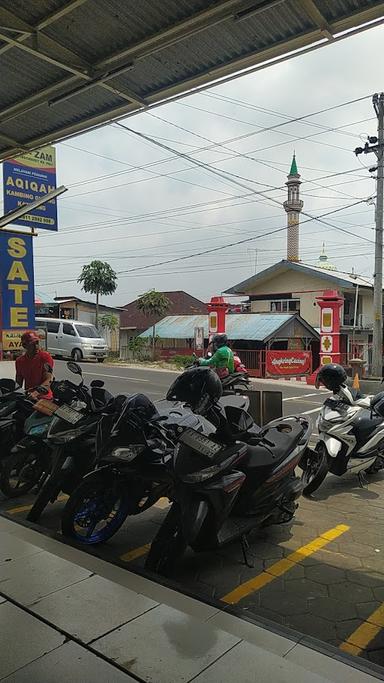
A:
352 283 359 357
372 93 384 377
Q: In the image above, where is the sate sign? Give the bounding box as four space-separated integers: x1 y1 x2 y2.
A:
0 232 35 351
266 350 312 376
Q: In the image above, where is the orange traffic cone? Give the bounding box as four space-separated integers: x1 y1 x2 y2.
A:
352 373 360 390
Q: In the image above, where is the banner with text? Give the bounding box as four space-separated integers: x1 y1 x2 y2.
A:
266 350 312 376
3 146 57 231
0 232 35 351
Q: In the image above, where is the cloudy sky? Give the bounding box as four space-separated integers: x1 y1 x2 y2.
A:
2 22 384 307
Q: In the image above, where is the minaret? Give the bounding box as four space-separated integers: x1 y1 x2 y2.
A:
283 154 303 261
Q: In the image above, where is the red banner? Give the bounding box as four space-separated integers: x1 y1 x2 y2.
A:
266 350 312 376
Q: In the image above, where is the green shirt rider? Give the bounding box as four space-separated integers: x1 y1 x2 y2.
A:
198 334 234 379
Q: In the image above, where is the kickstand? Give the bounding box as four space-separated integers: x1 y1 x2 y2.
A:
241 534 254 568
358 471 368 488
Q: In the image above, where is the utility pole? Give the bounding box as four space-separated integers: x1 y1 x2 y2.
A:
355 93 384 377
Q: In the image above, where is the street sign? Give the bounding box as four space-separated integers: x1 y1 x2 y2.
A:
3 146 58 231
194 326 205 350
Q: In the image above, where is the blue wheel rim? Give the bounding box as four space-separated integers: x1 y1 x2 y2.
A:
72 487 129 544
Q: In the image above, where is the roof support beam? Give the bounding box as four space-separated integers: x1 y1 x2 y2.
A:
298 0 334 40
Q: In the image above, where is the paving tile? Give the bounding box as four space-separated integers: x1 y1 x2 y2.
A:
0 550 92 605
346 570 384 588
32 574 158 643
0 532 42 565
282 578 328 598
93 603 239 683
285 614 337 642
328 581 373 604
286 643 381 682
206 611 297 657
260 591 309 616
1 641 136 682
356 601 381 620
192 640 330 683
309 596 357 622
0 601 64 679
335 618 364 642
373 585 384 601
304 565 346 585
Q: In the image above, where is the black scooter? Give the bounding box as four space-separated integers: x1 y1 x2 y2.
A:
145 402 311 576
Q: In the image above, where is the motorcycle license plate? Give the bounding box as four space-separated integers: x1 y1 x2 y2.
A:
179 428 222 459
55 404 83 424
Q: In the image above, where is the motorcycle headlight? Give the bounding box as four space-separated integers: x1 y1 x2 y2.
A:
49 426 88 443
180 463 222 483
109 445 145 462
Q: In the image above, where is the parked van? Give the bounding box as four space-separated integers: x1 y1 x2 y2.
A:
35 317 108 362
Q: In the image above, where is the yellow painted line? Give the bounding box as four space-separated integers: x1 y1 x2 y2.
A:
120 544 150 563
340 603 384 656
221 524 350 605
8 494 68 515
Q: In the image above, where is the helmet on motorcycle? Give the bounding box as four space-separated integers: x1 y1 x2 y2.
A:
211 333 228 351
166 366 222 414
315 364 348 391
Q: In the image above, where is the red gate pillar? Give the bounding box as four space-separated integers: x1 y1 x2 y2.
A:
316 289 344 365
207 296 227 340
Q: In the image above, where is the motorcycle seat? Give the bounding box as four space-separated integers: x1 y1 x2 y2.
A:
242 421 304 470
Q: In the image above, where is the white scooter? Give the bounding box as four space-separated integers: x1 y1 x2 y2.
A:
302 383 384 495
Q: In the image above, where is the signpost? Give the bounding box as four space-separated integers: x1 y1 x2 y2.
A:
3 146 58 231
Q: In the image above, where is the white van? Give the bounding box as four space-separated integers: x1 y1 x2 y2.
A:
36 317 108 362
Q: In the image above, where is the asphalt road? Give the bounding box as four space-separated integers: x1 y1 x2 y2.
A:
1 361 383 672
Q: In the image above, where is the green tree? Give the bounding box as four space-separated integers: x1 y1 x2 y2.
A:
100 313 119 352
136 289 170 360
78 261 117 328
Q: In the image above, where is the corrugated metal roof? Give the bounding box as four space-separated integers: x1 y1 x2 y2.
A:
0 0 383 159
139 313 297 341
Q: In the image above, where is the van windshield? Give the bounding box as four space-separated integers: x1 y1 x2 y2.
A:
74 324 101 339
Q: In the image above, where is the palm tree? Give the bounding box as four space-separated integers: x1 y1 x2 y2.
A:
100 313 119 353
136 289 170 360
78 261 117 328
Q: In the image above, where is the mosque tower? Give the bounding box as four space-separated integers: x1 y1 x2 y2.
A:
283 154 303 261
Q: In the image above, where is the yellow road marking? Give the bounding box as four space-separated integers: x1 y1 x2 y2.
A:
120 544 150 563
340 603 384 656
221 524 350 604
8 494 68 515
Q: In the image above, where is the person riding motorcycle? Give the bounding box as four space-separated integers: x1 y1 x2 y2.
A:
15 331 54 400
198 334 234 379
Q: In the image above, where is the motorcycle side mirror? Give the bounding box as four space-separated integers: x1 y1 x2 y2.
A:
67 361 82 376
0 378 16 393
90 379 104 388
207 352 212 358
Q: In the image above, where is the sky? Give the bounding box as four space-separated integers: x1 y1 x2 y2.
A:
2 22 384 308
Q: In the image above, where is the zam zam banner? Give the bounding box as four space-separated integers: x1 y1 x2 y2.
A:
0 232 35 351
3 146 57 231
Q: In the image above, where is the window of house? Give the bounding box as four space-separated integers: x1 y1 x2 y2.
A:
270 300 300 313
63 323 76 336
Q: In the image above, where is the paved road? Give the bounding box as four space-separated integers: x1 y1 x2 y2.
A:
1 361 383 671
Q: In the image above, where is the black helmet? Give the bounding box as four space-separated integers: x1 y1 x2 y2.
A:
211 333 228 351
166 366 222 414
315 364 347 391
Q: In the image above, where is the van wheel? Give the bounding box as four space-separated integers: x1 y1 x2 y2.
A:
72 349 83 362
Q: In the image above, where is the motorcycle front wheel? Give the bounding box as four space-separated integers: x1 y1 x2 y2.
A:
145 504 187 577
61 477 130 545
301 445 329 496
0 452 45 498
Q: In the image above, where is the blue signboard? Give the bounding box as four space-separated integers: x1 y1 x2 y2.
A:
0 231 35 350
3 146 57 231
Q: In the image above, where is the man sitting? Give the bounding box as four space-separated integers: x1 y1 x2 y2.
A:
198 334 234 379
15 331 54 399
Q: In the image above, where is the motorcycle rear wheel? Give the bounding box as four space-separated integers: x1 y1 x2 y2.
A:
302 445 329 496
145 504 187 577
0 453 45 498
61 477 130 545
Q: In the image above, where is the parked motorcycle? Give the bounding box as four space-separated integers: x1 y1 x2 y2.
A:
302 364 384 495
25 362 113 521
61 393 213 545
144 367 311 576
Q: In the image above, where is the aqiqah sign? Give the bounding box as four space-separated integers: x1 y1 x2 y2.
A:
3 146 58 231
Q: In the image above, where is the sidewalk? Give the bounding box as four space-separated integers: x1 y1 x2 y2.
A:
0 516 382 682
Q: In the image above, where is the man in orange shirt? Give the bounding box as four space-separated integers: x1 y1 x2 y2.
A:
15 332 54 399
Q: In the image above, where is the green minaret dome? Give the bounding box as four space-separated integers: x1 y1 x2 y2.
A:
289 153 298 176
